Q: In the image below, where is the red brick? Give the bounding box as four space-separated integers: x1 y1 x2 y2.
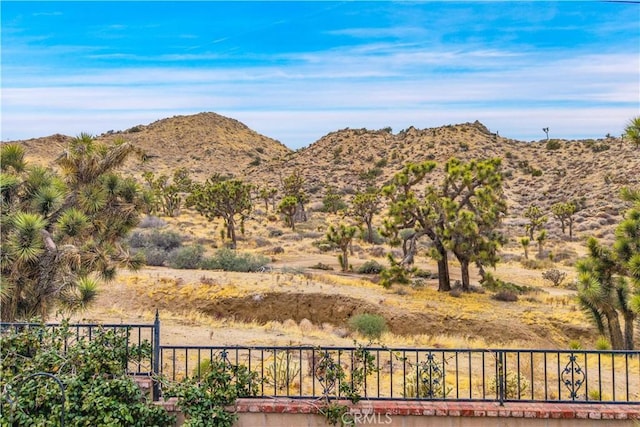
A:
588 412 602 419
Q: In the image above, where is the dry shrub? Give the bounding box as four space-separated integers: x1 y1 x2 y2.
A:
491 291 519 302
299 318 314 334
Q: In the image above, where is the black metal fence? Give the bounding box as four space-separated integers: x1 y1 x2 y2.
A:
2 316 639 404
158 345 639 404
0 317 159 376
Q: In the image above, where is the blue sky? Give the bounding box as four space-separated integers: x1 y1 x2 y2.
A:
1 1 639 148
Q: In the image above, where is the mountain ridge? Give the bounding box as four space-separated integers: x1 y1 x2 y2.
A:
8 111 639 242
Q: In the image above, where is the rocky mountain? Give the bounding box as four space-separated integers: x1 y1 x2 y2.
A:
17 112 292 180
10 113 639 242
253 120 638 242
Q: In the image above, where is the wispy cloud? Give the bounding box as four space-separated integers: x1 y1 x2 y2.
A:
1 1 638 147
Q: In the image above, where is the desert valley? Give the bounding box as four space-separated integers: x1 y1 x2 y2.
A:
6 112 640 351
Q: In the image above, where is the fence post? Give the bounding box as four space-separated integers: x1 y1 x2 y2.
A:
152 309 160 401
497 350 506 406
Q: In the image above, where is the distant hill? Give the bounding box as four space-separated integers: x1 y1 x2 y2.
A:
252 120 639 242
16 112 292 180
9 113 639 242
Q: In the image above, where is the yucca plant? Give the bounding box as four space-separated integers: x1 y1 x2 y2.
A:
0 135 145 321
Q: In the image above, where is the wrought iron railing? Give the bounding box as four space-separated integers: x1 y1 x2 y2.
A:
2 316 638 404
0 317 159 376
158 345 640 404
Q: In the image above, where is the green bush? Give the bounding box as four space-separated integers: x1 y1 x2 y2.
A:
595 336 611 350
357 260 384 274
491 290 519 302
128 229 183 267
0 323 173 426
148 229 183 250
481 272 533 294
199 248 269 272
489 371 529 399
348 313 387 339
167 245 205 269
545 139 561 150
310 262 333 270
164 354 259 427
142 246 169 266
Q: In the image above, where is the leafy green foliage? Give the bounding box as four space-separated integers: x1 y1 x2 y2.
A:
167 245 205 269
348 313 388 339
163 354 259 427
357 260 384 274
199 248 269 272
545 139 561 150
379 255 413 289
0 322 173 426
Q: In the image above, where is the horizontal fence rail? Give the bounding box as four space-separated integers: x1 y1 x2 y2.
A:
3 318 638 404
0 320 158 376
159 345 640 404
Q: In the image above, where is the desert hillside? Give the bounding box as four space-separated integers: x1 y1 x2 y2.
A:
15 114 638 243
7 112 639 349
17 112 292 181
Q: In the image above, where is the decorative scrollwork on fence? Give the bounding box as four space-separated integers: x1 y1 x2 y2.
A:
404 352 451 399
561 354 585 399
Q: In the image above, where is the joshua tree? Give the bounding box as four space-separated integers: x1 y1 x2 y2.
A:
542 127 549 141
383 158 505 292
1 136 145 321
551 201 578 239
326 223 358 272
258 186 278 213
536 230 547 258
524 204 547 241
624 116 640 148
278 195 299 230
349 188 381 244
282 170 309 222
520 237 531 260
577 238 635 350
187 177 253 249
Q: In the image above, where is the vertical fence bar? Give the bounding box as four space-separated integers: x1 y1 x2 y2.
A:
152 310 160 401
497 350 505 405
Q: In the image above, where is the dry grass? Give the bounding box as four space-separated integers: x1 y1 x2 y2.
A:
20 113 639 351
